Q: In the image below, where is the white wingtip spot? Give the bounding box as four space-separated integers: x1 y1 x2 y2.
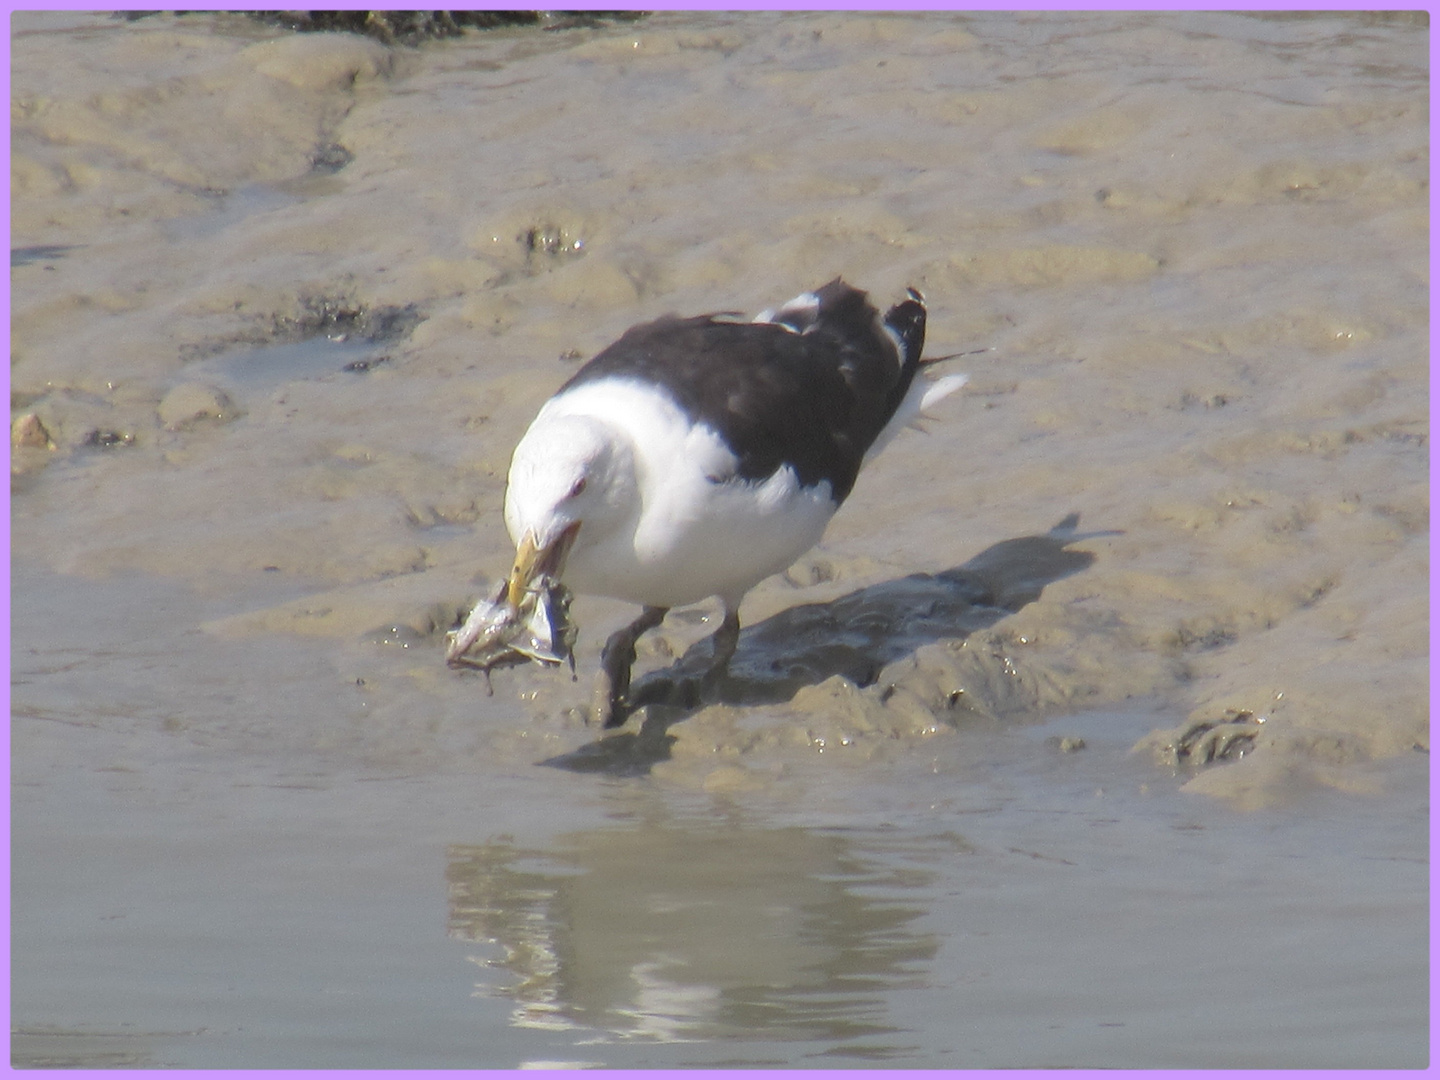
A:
753 291 820 333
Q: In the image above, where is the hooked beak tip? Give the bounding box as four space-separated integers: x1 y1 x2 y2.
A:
506 522 580 609
505 533 537 611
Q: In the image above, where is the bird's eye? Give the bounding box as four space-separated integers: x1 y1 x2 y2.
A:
568 477 587 499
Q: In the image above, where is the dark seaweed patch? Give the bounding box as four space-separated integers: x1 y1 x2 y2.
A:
116 12 648 45
12 245 78 268
341 355 391 374
83 429 137 450
309 143 354 175
268 294 422 345
247 11 544 43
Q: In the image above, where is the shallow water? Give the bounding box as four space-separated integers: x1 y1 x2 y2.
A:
10 9 1429 1069
11 567 1428 1068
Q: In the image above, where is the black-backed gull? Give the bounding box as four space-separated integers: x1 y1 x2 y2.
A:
501 278 967 727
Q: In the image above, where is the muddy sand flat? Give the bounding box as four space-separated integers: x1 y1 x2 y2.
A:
11 11 1428 1068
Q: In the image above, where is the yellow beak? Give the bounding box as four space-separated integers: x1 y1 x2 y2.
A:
506 533 542 609
505 522 580 610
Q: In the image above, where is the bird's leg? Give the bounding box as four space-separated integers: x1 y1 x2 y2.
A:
699 606 741 694
591 605 668 728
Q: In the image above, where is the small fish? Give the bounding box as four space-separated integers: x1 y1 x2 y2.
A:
445 576 577 685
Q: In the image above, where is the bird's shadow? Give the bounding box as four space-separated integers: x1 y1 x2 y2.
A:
540 513 1110 776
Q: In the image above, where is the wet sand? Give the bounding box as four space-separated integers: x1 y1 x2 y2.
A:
10 11 1429 1068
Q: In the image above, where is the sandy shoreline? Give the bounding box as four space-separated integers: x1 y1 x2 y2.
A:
13 10 1427 803
10 11 1428 1066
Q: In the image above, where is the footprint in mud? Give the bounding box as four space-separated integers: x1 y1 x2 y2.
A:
1154 710 1264 766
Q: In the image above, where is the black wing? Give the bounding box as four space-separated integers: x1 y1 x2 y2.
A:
560 279 927 503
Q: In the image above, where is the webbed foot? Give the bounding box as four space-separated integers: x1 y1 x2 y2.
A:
589 605 667 728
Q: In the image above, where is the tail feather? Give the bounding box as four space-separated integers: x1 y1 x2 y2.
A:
866 371 967 464
919 372 968 413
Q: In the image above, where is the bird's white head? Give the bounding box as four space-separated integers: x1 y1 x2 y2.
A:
502 412 633 608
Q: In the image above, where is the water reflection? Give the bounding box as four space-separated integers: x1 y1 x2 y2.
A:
447 822 965 1051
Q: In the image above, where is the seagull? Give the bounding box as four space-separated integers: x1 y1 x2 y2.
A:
501 278 967 727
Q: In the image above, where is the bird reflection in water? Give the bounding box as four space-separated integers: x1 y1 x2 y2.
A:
446 823 967 1051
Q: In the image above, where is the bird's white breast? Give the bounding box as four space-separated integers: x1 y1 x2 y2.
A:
535 377 838 609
